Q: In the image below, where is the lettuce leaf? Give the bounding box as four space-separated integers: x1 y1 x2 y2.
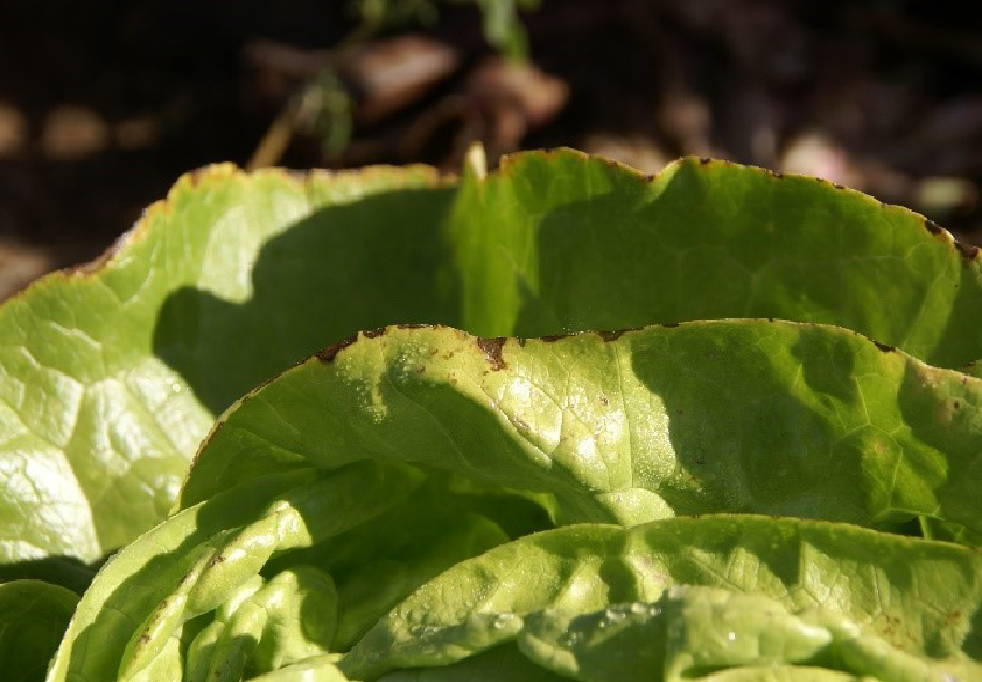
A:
5 152 982 570
5 149 982 681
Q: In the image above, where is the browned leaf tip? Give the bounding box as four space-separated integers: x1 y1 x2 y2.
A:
955 241 980 260
476 336 507 371
316 333 359 363
598 329 625 342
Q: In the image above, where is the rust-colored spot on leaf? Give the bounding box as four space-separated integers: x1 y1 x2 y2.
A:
873 341 897 353
955 241 980 259
924 219 943 235
598 330 625 342
699 157 711 165
476 336 507 371
316 333 359 362
516 337 527 347
362 327 387 339
541 334 566 342
397 323 435 330
600 396 609 406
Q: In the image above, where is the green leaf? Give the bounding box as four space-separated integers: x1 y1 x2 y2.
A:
50 460 433 682
449 152 982 367
44 316 982 679
692 668 860 681
0 579 78 682
247 655 353 682
7 149 982 577
378 644 566 681
340 516 982 680
518 589 834 681
45 461 525 682
0 164 453 567
45 468 319 682
518 587 982 682
264 475 522 650
179 321 982 535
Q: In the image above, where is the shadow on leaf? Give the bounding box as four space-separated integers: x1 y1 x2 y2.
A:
153 186 459 415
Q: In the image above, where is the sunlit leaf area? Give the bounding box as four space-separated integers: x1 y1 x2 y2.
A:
2 3 981 681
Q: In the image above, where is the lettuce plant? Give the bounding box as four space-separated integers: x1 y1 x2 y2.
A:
2 149 981 681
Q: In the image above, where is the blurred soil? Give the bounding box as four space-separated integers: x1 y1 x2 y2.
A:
2 0 982 299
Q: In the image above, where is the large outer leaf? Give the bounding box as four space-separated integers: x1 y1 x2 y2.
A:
0 164 453 565
449 152 982 366
179 322 982 535
6 150 982 568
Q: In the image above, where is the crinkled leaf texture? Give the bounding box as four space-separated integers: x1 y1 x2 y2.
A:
179 322 982 535
0 164 454 568
46 486 982 681
343 517 982 681
3 151 982 570
47 322 982 681
5 149 982 681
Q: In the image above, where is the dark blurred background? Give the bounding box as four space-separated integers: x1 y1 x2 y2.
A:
2 0 981 299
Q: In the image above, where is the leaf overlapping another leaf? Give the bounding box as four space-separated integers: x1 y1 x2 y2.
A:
344 516 982 680
0 164 453 569
5 151 982 572
44 319 982 680
4 149 982 681
179 321 982 536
